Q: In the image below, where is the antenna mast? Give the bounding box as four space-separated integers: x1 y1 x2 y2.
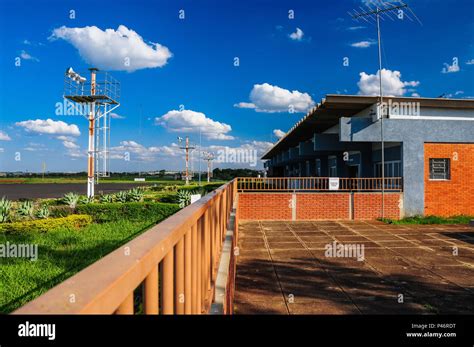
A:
348 0 421 219
178 136 196 185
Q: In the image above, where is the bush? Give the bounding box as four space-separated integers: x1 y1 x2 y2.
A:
0 215 92 234
76 202 180 223
158 193 180 204
49 206 74 218
0 197 12 223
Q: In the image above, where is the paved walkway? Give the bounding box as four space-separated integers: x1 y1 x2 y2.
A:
234 221 474 314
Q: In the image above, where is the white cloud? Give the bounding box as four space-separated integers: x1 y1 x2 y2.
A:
289 28 304 41
441 61 460 73
50 25 172 72
351 40 375 48
357 69 420 97
273 129 285 139
20 50 39 62
62 140 80 149
235 83 315 113
110 113 125 119
155 109 234 140
411 93 420 97
15 119 81 136
0 130 11 141
466 59 474 65
347 26 365 31
111 140 181 162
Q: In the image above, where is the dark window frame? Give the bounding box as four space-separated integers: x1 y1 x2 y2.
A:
429 158 451 180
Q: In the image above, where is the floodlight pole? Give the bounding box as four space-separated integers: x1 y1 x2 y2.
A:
87 68 98 198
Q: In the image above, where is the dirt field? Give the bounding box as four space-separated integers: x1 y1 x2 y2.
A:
0 183 150 200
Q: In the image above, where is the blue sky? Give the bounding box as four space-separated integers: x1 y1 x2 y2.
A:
0 0 473 172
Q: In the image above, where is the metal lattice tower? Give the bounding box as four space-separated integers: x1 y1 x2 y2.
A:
64 67 121 197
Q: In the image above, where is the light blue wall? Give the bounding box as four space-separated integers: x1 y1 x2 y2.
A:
339 117 474 216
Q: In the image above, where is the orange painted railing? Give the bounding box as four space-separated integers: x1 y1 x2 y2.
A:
237 177 403 192
15 180 238 314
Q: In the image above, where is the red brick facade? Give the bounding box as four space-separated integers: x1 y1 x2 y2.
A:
238 192 402 220
424 143 474 217
353 193 401 220
296 193 350 220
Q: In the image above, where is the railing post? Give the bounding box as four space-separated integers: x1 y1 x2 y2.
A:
144 265 159 314
184 229 192 314
197 217 202 313
191 224 198 313
175 238 185 314
116 292 134 315
162 249 174 314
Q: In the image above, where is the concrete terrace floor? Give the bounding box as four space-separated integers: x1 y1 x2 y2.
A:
234 220 474 314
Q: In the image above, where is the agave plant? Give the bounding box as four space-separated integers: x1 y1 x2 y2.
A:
99 194 114 203
35 205 50 219
127 188 144 202
79 195 95 204
115 190 128 203
17 200 34 219
62 192 79 209
0 196 12 223
177 190 192 208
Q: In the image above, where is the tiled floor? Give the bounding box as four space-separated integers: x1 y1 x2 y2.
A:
234 220 474 314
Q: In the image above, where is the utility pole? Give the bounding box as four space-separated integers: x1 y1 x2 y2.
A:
203 151 214 183
178 136 195 185
349 0 421 219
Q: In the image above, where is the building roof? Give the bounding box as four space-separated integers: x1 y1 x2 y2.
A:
262 94 474 159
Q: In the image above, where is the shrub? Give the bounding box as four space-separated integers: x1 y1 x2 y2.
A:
79 195 95 204
0 214 92 234
35 205 50 219
62 192 80 209
177 190 192 208
76 202 180 223
158 193 180 204
16 200 34 219
49 205 74 218
0 197 12 223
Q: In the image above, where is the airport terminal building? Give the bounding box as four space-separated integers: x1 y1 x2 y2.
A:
262 95 474 217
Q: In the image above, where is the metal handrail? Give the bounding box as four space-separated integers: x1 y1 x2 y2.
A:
237 177 403 192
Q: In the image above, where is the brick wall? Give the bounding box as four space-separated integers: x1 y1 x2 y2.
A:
424 143 474 217
296 193 350 220
238 192 402 220
353 193 401 220
238 193 292 220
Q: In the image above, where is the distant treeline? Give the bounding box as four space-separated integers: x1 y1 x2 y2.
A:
211 168 262 180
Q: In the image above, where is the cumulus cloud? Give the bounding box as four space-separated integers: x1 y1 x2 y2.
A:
20 50 39 62
0 130 11 141
15 119 81 136
289 28 304 41
155 109 234 140
235 83 315 113
273 129 285 139
441 60 460 73
357 69 420 97
50 25 172 72
111 140 181 162
351 40 375 48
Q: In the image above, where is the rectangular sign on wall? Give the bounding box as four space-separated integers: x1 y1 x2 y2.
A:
329 177 340 190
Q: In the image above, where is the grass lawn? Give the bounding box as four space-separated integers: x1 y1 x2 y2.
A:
381 215 474 225
0 218 159 313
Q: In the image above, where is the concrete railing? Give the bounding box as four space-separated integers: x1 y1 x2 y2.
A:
15 180 238 314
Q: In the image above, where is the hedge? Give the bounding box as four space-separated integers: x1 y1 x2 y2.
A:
76 202 180 223
0 215 92 234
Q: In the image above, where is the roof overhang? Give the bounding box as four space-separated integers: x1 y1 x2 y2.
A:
262 94 474 159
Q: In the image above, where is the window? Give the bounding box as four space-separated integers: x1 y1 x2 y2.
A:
328 156 337 177
429 158 450 180
374 161 402 177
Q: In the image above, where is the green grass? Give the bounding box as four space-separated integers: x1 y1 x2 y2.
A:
380 215 473 225
0 177 227 184
0 217 169 313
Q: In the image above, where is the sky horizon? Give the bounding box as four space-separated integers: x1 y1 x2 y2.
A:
0 0 473 173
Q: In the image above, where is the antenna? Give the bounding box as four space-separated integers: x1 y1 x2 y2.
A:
178 136 196 185
64 67 120 197
348 0 421 218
